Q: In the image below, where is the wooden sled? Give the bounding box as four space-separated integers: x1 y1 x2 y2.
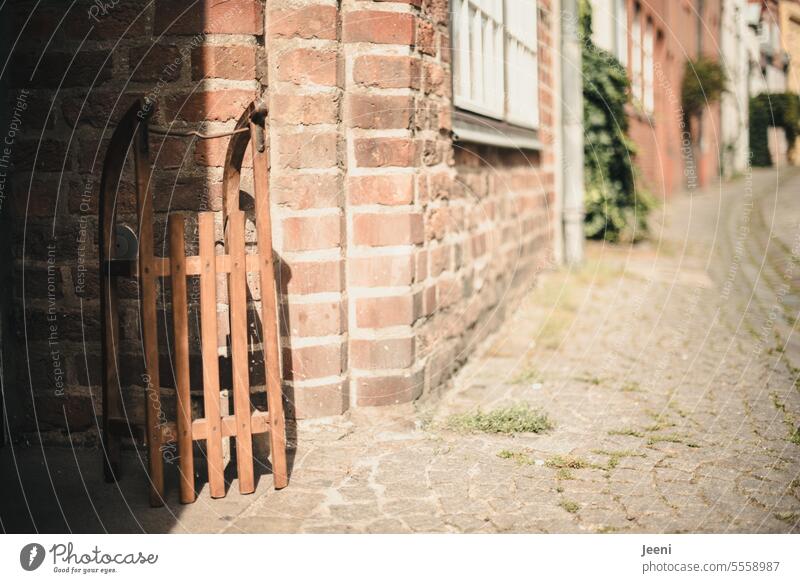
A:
99 99 287 506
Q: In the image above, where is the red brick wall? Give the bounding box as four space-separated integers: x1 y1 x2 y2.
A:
418 1 557 400
6 0 557 440
626 0 722 197
7 0 265 439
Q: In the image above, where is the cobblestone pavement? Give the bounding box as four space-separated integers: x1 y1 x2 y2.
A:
4 169 800 533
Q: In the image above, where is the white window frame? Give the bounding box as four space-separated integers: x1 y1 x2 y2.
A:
452 0 539 131
631 3 642 104
614 0 628 66
643 18 654 112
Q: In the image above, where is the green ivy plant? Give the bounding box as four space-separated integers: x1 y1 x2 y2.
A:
681 58 727 119
580 0 654 242
749 92 800 167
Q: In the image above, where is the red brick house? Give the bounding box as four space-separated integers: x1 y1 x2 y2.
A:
590 0 724 196
3 0 560 442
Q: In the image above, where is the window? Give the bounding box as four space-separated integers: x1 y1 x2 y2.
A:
643 19 654 112
452 0 539 130
631 4 642 103
614 0 627 66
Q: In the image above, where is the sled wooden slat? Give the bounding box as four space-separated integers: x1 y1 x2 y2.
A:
250 116 288 488
192 411 270 440
198 212 226 498
133 121 165 508
227 210 255 494
168 215 195 504
150 254 261 277
138 412 270 444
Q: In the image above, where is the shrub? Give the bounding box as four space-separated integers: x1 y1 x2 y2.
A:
681 57 727 119
749 92 800 167
580 0 654 242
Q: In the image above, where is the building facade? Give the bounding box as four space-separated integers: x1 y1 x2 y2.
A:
779 0 800 91
721 0 751 177
747 0 788 94
3 0 562 442
744 0 791 163
589 0 724 196
779 0 800 161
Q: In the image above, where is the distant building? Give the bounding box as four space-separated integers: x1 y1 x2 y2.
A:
745 1 791 163
589 0 723 196
779 0 800 91
746 0 788 95
721 0 751 177
779 0 800 162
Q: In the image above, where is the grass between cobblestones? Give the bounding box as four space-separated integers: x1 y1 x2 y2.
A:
445 404 553 434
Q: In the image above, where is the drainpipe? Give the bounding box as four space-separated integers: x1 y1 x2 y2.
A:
561 0 584 265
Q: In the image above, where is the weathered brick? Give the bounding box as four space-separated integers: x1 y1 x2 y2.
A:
278 132 339 169
12 140 69 173
355 138 418 167
276 49 338 86
273 173 343 210
271 93 340 125
61 92 145 129
437 274 462 308
269 5 338 40
17 92 55 130
342 11 416 45
415 249 428 281
36 394 94 432
429 244 451 275
15 268 63 300
440 33 452 63
12 52 112 89
353 370 423 406
153 176 223 211
282 259 344 294
282 214 342 251
13 177 60 217
355 294 420 328
129 46 182 82
283 301 343 337
287 381 348 418
353 212 424 246
150 136 191 170
347 95 413 129
283 343 344 381
154 0 264 35
353 55 421 89
417 19 436 56
424 62 447 96
194 137 253 168
426 206 451 240
192 45 256 80
348 174 414 206
423 283 437 315
161 90 257 123
351 336 415 369
348 253 415 287
424 0 449 26
70 2 149 40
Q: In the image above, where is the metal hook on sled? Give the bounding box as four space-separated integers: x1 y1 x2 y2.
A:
99 99 288 506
